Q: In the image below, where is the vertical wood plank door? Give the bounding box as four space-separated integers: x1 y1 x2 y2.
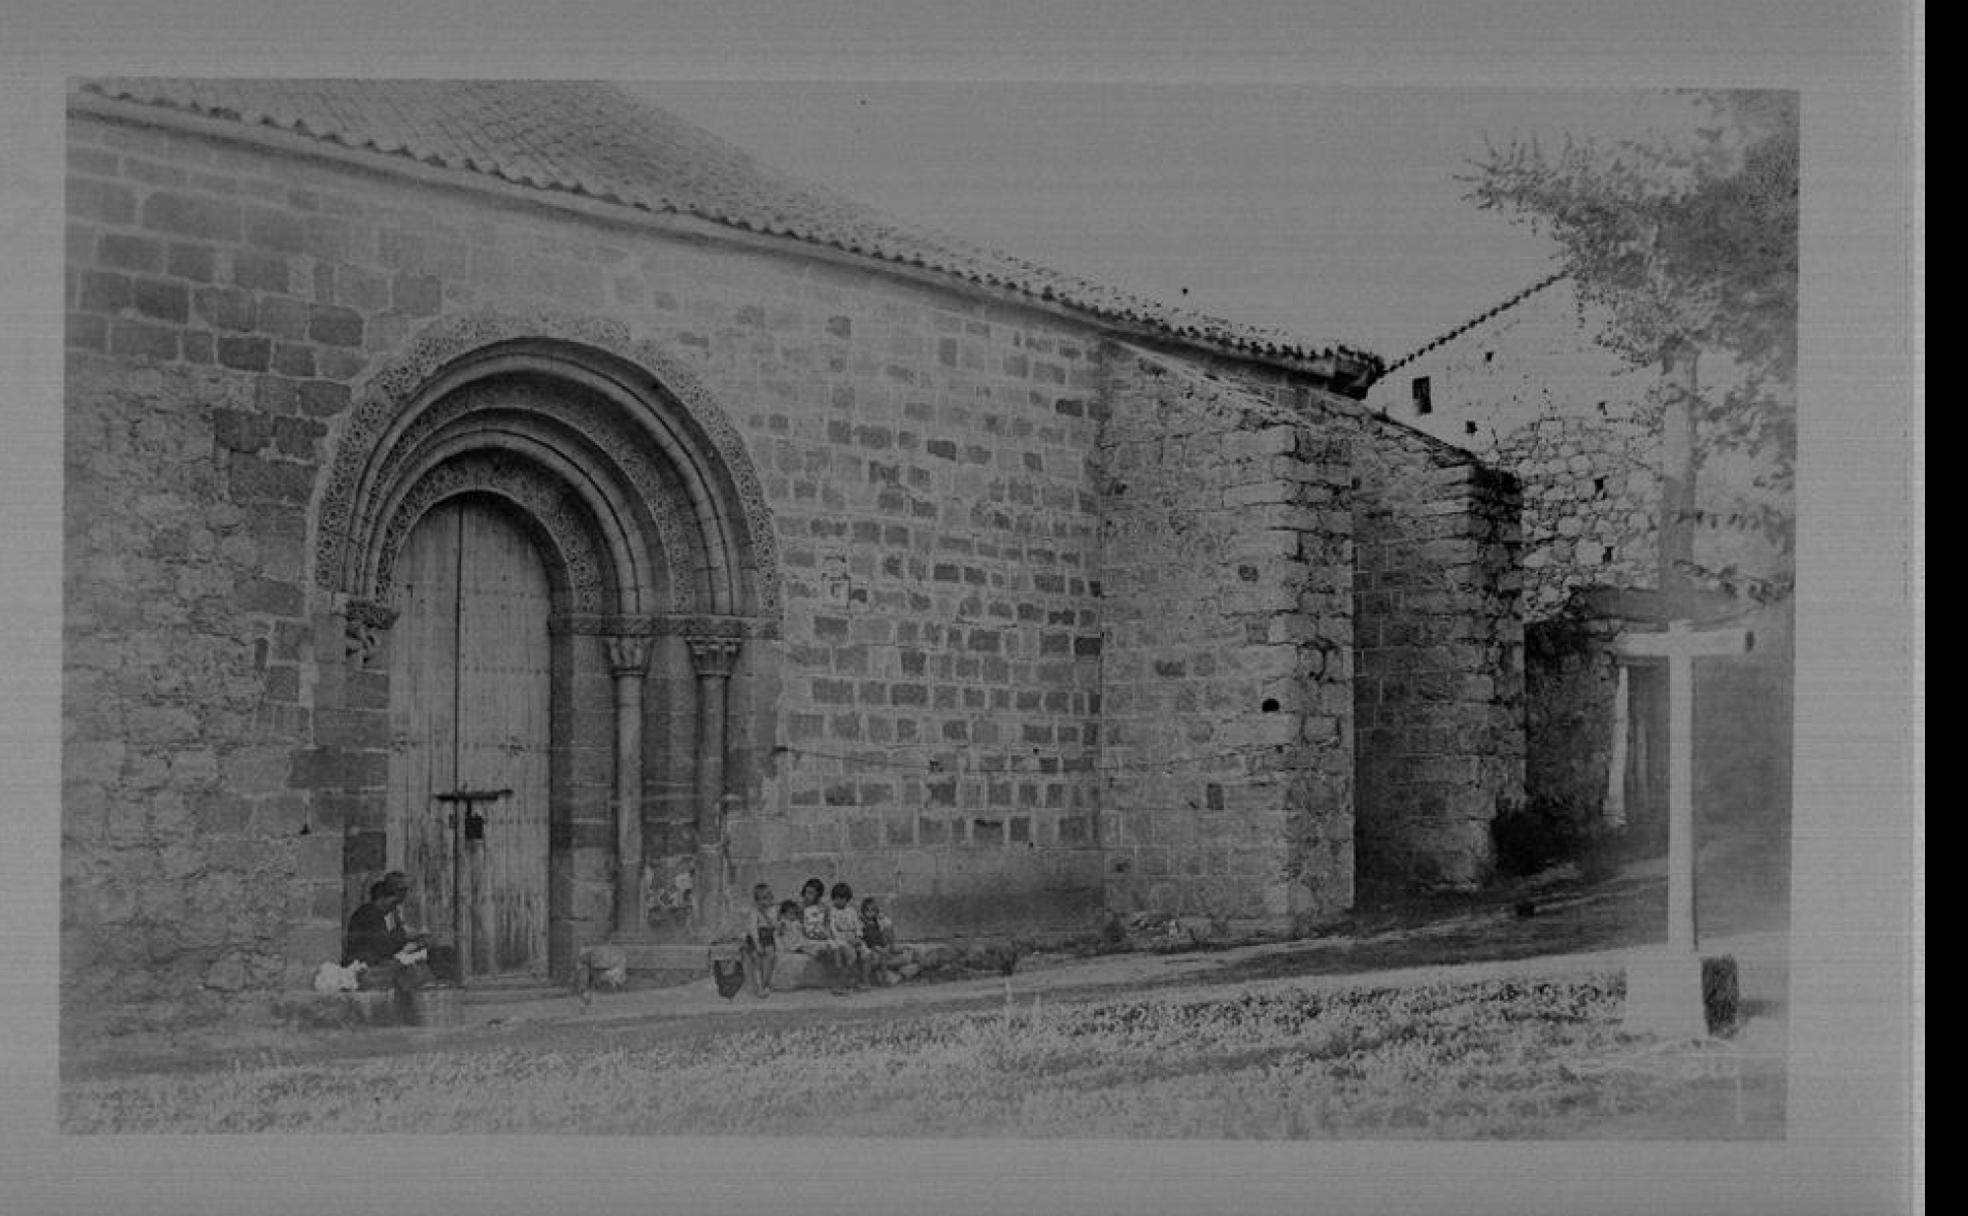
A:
455 502 552 978
387 498 553 981
387 504 461 958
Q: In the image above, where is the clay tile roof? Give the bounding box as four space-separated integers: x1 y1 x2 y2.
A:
1374 270 1570 381
74 78 1382 388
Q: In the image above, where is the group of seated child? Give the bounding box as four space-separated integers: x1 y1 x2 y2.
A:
738 877 899 997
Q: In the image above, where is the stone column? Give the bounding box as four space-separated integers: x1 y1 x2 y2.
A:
605 634 653 934
685 633 742 929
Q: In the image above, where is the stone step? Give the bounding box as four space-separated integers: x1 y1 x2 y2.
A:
595 939 715 989
601 935 1052 987
273 988 401 1029
457 980 564 1005
616 942 714 972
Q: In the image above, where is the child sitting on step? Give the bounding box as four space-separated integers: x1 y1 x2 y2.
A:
860 895 902 984
828 881 876 993
739 881 778 999
790 876 853 991
773 899 806 954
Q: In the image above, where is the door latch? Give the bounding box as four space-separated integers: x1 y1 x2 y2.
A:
434 788 512 841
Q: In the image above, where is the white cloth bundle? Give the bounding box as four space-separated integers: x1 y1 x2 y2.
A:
312 961 363 993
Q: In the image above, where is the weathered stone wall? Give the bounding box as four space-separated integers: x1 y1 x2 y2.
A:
1350 447 1526 891
1111 354 1528 894
62 355 330 1032
715 263 1111 940
1491 415 1659 618
1376 278 1791 855
60 106 1114 1029
1378 280 1790 620
1427 402 1783 622
1521 617 1620 831
1094 350 1356 930
60 102 1530 1035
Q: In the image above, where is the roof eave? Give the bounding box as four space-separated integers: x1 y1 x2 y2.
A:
70 88 1381 395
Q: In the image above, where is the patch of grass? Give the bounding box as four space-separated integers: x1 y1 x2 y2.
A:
61 971 1777 1137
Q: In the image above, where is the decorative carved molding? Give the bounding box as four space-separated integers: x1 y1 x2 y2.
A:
604 634 654 677
344 598 401 629
684 635 744 678
552 612 780 640
313 310 782 619
373 454 606 612
364 377 701 612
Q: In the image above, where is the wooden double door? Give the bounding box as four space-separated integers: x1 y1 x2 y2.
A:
387 499 554 982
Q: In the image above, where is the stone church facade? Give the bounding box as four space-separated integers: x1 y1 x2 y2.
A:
62 80 1523 1034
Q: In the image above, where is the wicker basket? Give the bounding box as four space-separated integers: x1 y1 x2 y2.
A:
406 984 461 1028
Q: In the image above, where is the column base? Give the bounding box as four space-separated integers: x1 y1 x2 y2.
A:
1622 949 1739 1039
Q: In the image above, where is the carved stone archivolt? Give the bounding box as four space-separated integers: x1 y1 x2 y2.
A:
374 453 608 612
363 378 700 612
314 310 781 625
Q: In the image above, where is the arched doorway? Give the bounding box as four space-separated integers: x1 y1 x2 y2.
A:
314 316 781 984
387 497 553 980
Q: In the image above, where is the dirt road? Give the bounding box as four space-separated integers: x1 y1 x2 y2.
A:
63 855 1789 1084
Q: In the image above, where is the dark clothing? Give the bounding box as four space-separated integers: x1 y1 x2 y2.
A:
343 900 410 967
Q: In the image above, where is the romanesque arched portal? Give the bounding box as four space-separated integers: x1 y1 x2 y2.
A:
312 313 779 979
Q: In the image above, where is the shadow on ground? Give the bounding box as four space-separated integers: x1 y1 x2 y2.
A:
1120 827 1786 987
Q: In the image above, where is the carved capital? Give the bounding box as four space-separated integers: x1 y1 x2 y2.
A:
342 598 399 669
604 634 654 677
685 635 743 678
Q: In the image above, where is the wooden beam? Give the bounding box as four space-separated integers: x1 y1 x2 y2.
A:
1613 623 1754 660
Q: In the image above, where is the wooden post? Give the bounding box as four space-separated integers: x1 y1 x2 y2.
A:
1612 620 1753 1036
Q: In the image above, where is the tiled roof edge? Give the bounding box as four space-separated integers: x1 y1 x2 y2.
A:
1372 270 1571 382
73 80 1386 392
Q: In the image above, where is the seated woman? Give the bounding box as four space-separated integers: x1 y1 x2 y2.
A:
343 873 446 992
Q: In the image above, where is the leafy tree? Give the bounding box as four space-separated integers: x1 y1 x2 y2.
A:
1464 90 1798 608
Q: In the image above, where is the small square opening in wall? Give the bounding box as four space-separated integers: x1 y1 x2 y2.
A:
1411 376 1432 416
